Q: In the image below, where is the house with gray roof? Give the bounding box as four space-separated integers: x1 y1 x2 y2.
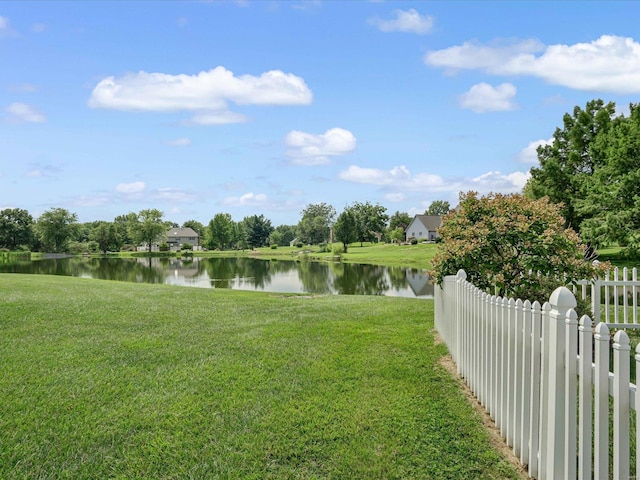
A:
166 227 200 251
405 215 442 242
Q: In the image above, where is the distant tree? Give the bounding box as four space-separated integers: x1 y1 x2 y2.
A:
182 220 205 237
232 220 248 250
333 207 358 252
389 227 405 243
205 213 234 250
90 221 120 254
0 208 34 250
133 209 166 253
431 191 604 304
425 200 451 216
388 211 412 232
298 203 336 245
113 212 138 246
272 224 297 246
36 208 79 253
352 201 388 246
243 214 274 248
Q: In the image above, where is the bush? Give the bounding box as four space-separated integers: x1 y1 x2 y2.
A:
181 243 193 251
159 242 170 252
296 242 304 248
431 191 607 304
332 244 345 255
409 237 418 245
270 244 278 249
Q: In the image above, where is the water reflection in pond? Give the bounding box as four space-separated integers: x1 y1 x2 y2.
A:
0 256 433 298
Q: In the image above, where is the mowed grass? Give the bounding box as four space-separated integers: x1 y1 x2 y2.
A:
248 242 438 269
0 274 521 479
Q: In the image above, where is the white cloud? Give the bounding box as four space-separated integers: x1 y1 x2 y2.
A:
176 17 188 28
165 137 191 147
338 165 448 190
517 138 552 164
459 82 517 113
88 66 313 125
31 23 46 33
471 170 531 192
0 16 8 30
369 9 434 34
115 181 146 194
6 103 46 123
153 188 196 202
384 192 405 202
25 163 60 178
425 35 640 94
338 164 531 198
285 128 356 165
222 192 268 207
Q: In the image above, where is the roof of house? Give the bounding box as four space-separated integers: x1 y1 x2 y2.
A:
408 215 442 231
167 227 199 238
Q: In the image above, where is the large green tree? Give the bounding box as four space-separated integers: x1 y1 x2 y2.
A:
133 209 166 253
36 208 79 253
578 103 640 254
243 214 273 248
297 203 336 245
431 191 604 304
526 99 616 231
388 211 412 231
351 201 388 246
333 207 358 252
425 200 451 216
205 213 234 250
90 221 121 254
0 208 34 250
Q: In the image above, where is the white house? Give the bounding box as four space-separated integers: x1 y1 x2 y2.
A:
405 215 442 242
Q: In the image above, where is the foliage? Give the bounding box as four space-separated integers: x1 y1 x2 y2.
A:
0 208 34 250
351 201 388 246
205 213 235 250
133 209 166 253
272 224 297 247
431 191 605 304
36 207 79 253
243 214 274 249
333 207 358 252
425 200 451 216
182 219 205 237
526 99 616 232
297 202 336 245
578 103 640 254
90 221 121 254
388 210 412 231
389 227 405 243
159 242 170 252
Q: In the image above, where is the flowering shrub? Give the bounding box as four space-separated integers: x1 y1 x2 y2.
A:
431 191 607 304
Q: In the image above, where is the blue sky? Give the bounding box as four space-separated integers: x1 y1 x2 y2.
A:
2 1 640 226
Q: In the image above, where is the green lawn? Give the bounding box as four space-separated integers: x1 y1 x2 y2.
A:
0 274 522 479
247 242 438 269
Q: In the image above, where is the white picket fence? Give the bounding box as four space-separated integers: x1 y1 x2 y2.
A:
435 270 639 480
575 266 640 327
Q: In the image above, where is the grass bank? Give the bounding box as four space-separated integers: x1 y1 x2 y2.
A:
246 242 437 269
0 274 522 479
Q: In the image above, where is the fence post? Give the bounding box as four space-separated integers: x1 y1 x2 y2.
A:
455 270 467 373
543 286 576 480
613 329 631 480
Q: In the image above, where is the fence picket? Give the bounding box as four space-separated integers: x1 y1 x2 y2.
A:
435 270 639 480
577 315 593 480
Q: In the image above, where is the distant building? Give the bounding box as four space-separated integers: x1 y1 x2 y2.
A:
405 215 442 242
166 227 200 250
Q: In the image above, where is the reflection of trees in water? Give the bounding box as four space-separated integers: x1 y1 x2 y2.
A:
297 261 332 294
0 256 420 297
330 263 389 295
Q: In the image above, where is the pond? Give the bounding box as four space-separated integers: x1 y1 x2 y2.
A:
0 256 433 298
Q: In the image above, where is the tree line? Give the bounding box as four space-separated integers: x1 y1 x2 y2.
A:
0 200 451 254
